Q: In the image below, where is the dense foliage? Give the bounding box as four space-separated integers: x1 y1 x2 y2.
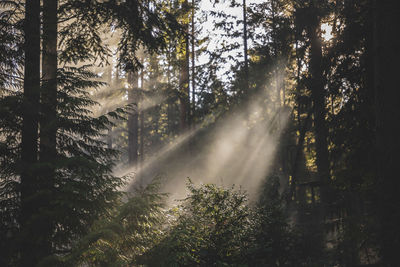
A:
69 179 300 267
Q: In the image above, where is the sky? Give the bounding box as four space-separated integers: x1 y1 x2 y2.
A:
197 0 333 68
196 0 265 75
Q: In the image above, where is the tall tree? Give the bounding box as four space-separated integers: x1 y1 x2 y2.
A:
128 71 139 165
37 0 59 260
139 65 145 165
179 0 190 132
306 1 330 199
242 0 249 94
373 0 400 265
191 0 196 125
19 0 41 265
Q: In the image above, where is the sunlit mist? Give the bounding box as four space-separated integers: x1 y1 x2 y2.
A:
118 89 289 202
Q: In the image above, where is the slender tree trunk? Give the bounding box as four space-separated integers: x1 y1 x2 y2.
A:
179 0 190 132
295 40 302 124
20 0 41 265
281 71 285 106
167 46 173 134
149 53 161 145
242 0 249 94
106 62 113 149
108 64 122 149
139 65 145 165
271 0 280 108
307 5 330 194
107 130 112 149
128 71 139 165
191 0 196 126
288 110 312 202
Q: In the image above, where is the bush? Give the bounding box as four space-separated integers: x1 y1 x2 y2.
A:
144 181 252 266
70 179 305 266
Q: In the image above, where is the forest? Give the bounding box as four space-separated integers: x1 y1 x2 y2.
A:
0 0 399 266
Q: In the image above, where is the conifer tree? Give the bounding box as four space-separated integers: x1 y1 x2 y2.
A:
305 0 330 201
19 0 41 264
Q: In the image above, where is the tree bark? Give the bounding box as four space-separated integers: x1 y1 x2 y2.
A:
242 0 249 93
191 0 196 126
179 0 190 132
37 0 59 260
20 0 41 265
128 71 139 165
373 1 400 265
307 4 330 194
139 64 145 166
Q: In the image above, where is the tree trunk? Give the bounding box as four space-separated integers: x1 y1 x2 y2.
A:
242 0 249 94
38 0 59 260
166 45 173 134
191 0 196 126
373 1 400 265
20 0 41 265
307 5 330 195
139 65 145 166
128 71 139 165
271 0 280 108
179 0 190 132
305 7 331 256
107 129 112 149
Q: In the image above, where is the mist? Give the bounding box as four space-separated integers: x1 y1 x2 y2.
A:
114 90 289 202
76 21 290 204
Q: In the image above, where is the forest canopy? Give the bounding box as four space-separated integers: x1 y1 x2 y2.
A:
1 0 400 266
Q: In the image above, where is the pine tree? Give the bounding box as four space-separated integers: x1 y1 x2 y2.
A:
305 0 330 202
19 0 42 264
0 0 181 264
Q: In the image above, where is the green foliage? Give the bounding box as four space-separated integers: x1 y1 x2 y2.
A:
250 174 307 267
59 178 167 267
0 0 184 263
0 3 30 265
150 182 251 266
47 65 125 250
39 178 321 267
0 63 125 265
143 180 300 267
